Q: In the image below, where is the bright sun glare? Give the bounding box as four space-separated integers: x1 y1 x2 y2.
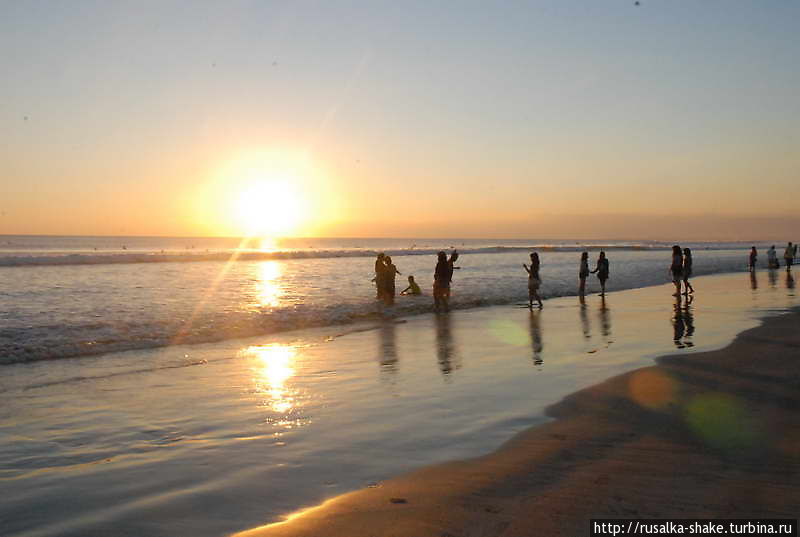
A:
235 179 306 237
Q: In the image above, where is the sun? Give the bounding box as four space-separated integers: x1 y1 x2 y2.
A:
234 179 307 237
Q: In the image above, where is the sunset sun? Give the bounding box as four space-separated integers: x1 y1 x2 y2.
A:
233 179 307 238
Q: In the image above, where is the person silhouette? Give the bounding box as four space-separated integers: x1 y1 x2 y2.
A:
433 251 457 312
749 247 758 272
784 242 794 271
374 253 386 299
383 256 401 305
767 245 779 269
682 247 695 295
578 251 590 297
670 245 683 296
590 251 610 296
523 252 543 308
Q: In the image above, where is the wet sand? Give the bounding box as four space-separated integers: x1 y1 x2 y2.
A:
235 306 800 536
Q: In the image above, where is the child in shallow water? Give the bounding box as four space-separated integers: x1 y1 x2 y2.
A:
400 275 422 296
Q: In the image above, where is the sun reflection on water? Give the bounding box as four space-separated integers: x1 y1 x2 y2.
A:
249 343 296 413
256 260 283 308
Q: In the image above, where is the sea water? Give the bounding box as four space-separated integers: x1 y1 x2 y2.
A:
0 235 768 364
1 236 793 537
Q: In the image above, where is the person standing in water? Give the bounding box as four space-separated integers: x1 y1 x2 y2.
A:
749 247 758 271
768 245 779 269
682 247 695 295
670 245 683 296
784 242 793 270
433 251 451 312
374 253 386 300
523 252 543 309
590 251 610 296
383 256 401 305
578 251 590 298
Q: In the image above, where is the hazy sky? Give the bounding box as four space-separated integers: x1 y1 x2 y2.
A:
2 1 798 240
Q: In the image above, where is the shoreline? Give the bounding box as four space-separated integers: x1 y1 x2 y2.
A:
1 264 758 367
234 308 800 537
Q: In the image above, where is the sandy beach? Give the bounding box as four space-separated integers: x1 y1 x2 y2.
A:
236 290 800 536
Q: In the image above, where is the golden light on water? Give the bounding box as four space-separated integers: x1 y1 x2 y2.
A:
256 261 283 308
249 344 297 414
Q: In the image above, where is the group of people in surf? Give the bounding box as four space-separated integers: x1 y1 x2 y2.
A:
374 242 800 313
750 242 798 271
373 250 459 310
373 249 613 312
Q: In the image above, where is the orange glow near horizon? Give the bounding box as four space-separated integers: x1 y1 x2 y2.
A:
192 149 338 239
233 179 307 237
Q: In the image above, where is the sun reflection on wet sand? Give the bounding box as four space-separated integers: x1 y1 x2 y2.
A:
248 343 296 413
256 260 283 308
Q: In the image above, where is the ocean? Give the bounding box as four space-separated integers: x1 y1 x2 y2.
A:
1 235 794 537
0 235 766 365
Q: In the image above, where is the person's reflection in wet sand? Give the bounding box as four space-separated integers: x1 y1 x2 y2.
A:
378 320 398 377
786 271 795 291
768 268 778 289
528 310 543 366
682 295 695 347
598 296 612 343
672 296 686 348
750 270 758 290
435 314 460 377
579 296 591 340
671 295 696 349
